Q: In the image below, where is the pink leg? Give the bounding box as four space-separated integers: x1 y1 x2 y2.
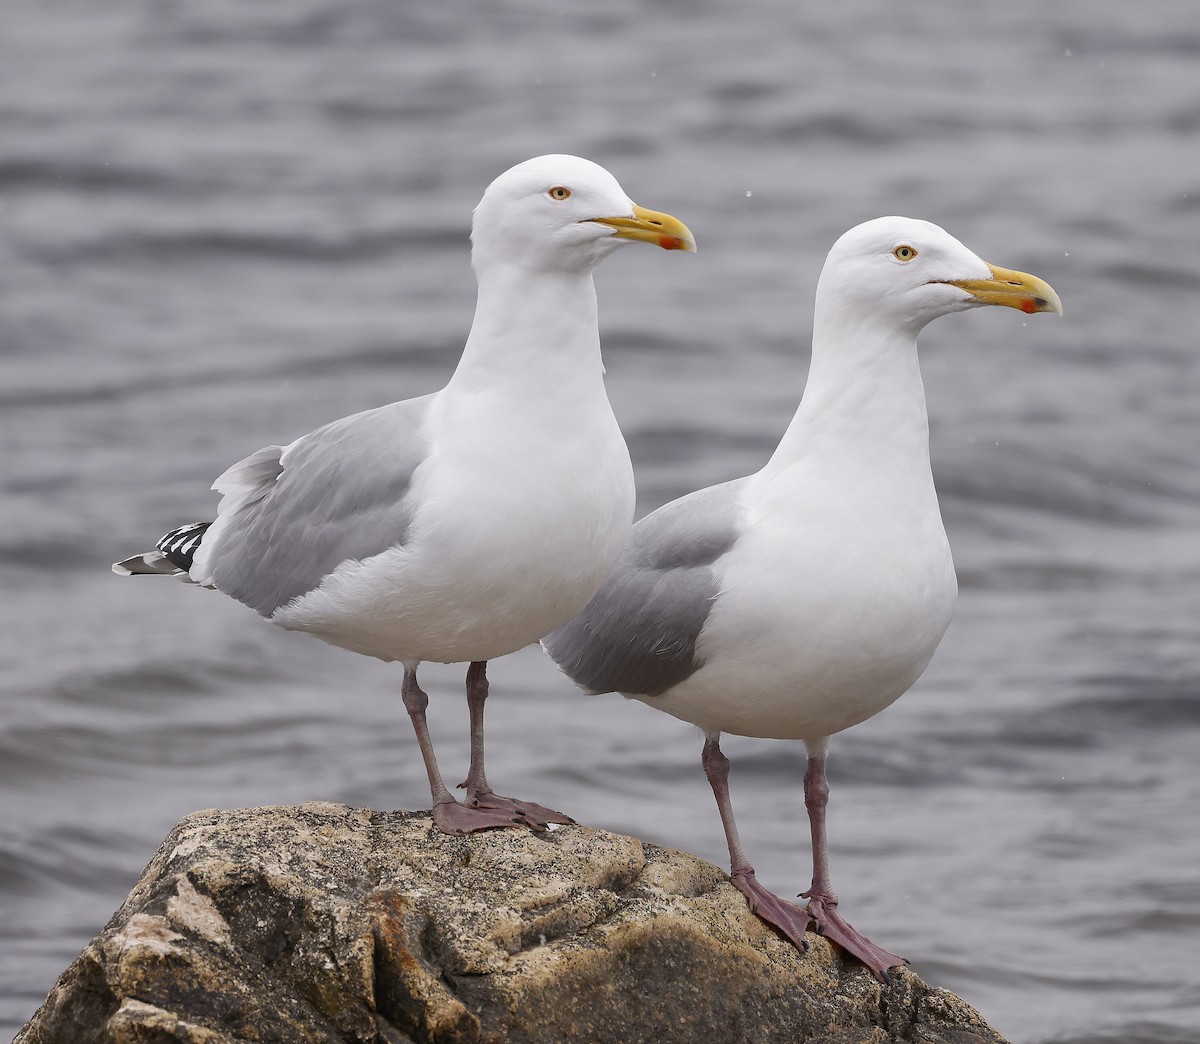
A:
800 744 907 980
401 665 527 835
701 735 814 951
457 661 574 829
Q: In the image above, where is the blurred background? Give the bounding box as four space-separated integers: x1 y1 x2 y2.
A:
2 1 1198 1040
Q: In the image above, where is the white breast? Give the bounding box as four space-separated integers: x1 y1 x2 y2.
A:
642 458 958 741
274 383 634 664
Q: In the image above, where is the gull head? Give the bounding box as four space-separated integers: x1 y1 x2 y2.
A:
471 155 695 276
819 216 1062 332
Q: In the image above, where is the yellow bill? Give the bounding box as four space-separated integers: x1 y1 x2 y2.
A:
591 204 697 253
944 263 1062 316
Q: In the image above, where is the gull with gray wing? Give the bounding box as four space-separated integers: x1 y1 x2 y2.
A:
546 216 1060 978
115 154 695 835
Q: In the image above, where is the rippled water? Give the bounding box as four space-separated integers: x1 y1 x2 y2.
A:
3 2 1199 1041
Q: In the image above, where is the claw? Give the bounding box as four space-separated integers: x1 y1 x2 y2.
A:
803 893 907 981
463 789 574 828
730 868 814 952
431 799 536 835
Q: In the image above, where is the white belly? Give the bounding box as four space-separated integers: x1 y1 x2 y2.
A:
274 392 634 664
641 479 958 741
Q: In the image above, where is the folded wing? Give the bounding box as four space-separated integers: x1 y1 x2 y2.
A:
196 395 435 617
544 478 746 697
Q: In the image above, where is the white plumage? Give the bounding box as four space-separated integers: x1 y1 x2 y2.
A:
116 154 695 835
547 216 1060 978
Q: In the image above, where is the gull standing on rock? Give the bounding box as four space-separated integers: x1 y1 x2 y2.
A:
545 216 1060 978
115 154 696 835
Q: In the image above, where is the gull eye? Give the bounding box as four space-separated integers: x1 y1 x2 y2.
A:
548 185 572 201
892 244 918 262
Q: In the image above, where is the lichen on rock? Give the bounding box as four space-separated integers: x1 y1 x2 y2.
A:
17 802 1007 1043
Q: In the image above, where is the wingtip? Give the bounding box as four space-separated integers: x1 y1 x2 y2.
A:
112 551 185 577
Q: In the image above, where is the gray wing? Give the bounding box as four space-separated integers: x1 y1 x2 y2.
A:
203 395 433 616
544 477 746 697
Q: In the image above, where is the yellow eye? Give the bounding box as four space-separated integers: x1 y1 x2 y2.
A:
548 185 572 201
892 244 918 262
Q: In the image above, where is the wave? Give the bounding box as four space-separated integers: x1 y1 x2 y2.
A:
30 225 465 267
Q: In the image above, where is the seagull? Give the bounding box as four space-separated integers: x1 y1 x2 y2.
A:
544 216 1060 978
114 154 696 835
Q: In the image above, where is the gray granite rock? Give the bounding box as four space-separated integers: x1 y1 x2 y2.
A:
17 802 1007 1043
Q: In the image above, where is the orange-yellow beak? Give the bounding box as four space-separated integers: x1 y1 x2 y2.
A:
943 263 1063 316
591 204 697 253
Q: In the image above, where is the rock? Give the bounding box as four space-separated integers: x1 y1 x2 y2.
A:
17 803 1007 1043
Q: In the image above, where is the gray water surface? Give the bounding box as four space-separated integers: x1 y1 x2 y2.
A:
3 3 1199 1041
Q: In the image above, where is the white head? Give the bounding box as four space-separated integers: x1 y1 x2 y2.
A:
470 155 696 277
818 216 1062 334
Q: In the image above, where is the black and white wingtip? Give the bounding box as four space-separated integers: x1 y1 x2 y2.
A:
156 521 211 570
112 521 212 578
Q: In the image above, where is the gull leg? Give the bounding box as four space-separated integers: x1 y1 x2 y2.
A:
800 742 907 980
401 665 523 835
457 661 574 829
701 734 814 951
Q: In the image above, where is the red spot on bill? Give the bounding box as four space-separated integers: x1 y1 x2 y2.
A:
1020 298 1039 314
659 235 687 250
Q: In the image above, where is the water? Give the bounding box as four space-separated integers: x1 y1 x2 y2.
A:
3 2 1199 1040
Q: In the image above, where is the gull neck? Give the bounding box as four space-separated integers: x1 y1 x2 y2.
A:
764 303 934 482
447 263 605 397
